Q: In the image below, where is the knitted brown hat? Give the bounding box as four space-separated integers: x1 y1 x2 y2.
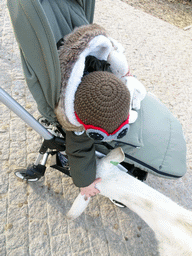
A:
74 71 130 134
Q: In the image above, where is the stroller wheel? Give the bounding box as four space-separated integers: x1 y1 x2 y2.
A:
14 164 46 182
15 170 39 182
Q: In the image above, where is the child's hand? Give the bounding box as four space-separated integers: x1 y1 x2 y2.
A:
80 178 102 200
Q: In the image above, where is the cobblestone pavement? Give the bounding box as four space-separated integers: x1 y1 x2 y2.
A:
0 0 192 255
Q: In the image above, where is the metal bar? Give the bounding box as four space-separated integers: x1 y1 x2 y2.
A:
0 87 53 140
34 153 44 166
41 152 49 165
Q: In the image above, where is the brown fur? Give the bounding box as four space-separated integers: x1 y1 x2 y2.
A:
55 24 108 131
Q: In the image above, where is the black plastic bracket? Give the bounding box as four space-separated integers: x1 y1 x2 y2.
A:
39 137 66 154
26 164 46 177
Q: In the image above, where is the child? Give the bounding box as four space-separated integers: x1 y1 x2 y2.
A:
55 24 187 199
13 18 186 201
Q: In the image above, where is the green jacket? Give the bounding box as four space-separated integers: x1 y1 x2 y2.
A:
66 93 187 187
7 0 95 121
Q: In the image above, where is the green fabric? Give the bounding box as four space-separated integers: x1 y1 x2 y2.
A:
76 0 95 24
66 94 186 187
66 130 96 187
99 94 187 178
110 161 119 166
7 0 95 121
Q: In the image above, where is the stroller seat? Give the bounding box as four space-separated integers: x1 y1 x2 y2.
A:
7 0 95 122
6 0 98 181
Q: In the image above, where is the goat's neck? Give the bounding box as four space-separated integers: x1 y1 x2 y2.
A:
96 161 192 255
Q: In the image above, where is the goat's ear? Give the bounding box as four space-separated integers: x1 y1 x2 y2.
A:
104 147 125 165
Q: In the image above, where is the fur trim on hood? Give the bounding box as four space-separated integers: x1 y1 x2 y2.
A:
55 23 111 131
55 23 146 131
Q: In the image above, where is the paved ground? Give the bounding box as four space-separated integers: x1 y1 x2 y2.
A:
0 0 192 255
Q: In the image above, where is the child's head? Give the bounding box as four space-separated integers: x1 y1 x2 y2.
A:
74 71 130 141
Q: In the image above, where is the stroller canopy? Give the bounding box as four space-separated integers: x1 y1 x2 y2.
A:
7 0 95 121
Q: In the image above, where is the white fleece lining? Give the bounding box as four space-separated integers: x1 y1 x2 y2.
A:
64 35 146 127
65 35 113 126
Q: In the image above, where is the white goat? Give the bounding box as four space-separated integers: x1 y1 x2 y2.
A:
67 148 192 256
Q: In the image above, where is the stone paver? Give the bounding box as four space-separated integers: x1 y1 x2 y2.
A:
0 0 192 255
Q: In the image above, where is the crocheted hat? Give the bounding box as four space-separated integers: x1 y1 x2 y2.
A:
74 71 130 134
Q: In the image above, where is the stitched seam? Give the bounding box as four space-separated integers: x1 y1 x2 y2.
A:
32 0 59 88
32 0 61 105
124 153 181 178
101 142 181 178
31 0 58 88
139 104 143 146
160 118 172 169
19 0 57 92
70 4 88 24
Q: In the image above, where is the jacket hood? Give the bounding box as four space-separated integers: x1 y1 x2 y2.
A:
55 23 112 131
55 23 146 131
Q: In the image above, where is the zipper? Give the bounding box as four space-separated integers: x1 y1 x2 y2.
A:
112 140 139 148
124 152 182 178
100 142 182 179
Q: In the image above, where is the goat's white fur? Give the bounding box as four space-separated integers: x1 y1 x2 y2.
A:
67 148 192 256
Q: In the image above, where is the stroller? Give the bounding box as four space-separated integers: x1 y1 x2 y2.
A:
1 0 186 185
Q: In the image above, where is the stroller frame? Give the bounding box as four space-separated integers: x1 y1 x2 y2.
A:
0 86 148 182
0 87 70 178
1 0 97 180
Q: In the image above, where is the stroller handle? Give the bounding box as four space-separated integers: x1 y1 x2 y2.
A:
0 87 53 140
